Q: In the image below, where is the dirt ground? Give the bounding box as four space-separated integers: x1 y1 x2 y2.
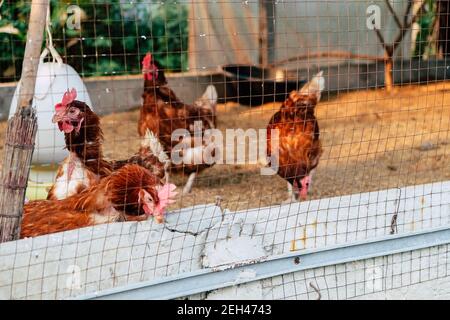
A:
1 82 449 212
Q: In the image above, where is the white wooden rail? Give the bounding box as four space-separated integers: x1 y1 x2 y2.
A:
0 180 449 299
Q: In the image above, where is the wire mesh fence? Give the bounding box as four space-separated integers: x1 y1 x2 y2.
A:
0 0 449 300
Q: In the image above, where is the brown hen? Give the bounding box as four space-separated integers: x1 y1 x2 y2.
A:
21 164 176 238
47 88 168 200
139 53 218 194
267 71 324 202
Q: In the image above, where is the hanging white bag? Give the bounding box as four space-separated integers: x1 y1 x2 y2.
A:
8 13 93 165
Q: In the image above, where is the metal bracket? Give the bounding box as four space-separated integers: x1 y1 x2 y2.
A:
78 226 450 300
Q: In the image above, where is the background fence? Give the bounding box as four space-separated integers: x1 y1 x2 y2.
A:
0 0 449 300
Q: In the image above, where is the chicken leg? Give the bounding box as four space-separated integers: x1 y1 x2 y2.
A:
282 181 299 204
183 172 197 194
307 169 316 196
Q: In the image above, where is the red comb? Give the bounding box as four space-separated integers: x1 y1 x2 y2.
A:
55 88 77 112
142 53 152 68
156 183 177 211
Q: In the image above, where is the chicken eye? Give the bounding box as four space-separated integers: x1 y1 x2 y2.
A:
144 193 154 203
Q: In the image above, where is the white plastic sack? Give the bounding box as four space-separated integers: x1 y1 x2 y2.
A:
9 50 93 164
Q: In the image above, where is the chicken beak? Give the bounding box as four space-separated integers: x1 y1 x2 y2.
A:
154 214 165 224
52 112 64 123
299 176 311 201
142 64 152 75
299 184 308 200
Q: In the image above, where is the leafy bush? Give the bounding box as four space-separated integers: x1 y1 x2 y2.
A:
413 0 437 58
0 0 188 82
0 0 29 81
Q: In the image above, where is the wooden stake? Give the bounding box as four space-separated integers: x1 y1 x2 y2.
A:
0 0 49 242
258 0 269 66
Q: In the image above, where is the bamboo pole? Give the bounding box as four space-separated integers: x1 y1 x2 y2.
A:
0 0 49 242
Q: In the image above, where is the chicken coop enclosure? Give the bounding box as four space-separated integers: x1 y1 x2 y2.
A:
0 0 450 300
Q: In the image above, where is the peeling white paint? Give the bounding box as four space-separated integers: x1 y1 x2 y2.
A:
202 236 267 268
0 181 449 299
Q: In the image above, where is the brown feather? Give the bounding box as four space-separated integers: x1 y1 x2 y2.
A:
139 69 216 175
267 90 323 187
22 164 161 238
47 100 166 200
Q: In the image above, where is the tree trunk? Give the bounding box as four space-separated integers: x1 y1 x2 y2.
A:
0 0 49 242
384 53 394 92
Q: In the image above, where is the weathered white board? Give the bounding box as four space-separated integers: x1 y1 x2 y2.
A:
0 181 449 300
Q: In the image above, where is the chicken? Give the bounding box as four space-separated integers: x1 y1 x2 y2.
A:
21 164 177 238
266 71 324 202
48 88 168 200
139 53 218 194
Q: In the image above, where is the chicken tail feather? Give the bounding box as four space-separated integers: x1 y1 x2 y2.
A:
299 71 325 101
202 85 218 106
141 129 169 165
195 85 218 114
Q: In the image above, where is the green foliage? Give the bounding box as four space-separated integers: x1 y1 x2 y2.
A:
0 0 188 82
413 0 437 58
0 0 29 81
